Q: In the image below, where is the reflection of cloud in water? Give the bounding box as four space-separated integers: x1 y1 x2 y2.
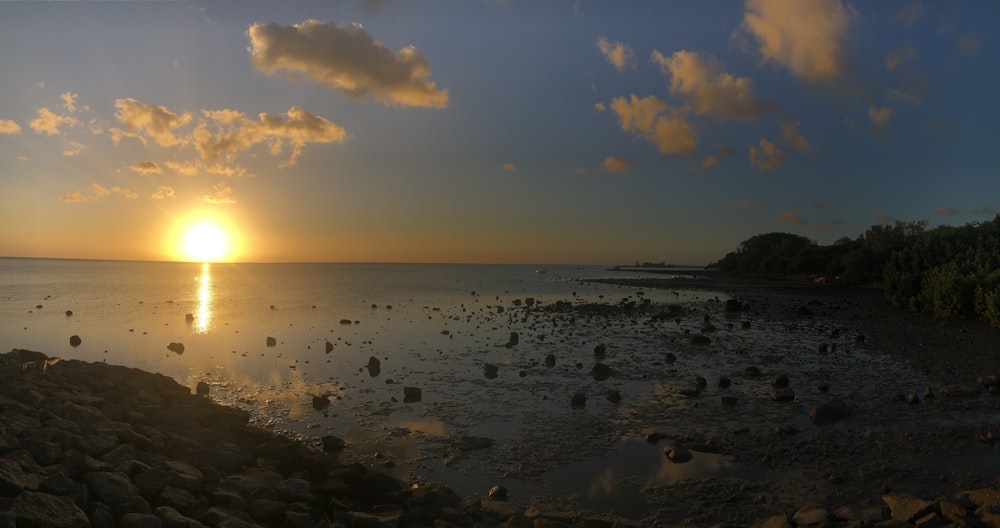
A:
588 467 618 497
650 449 731 486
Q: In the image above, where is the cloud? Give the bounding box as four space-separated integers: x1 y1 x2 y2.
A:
165 160 199 176
248 20 449 109
876 213 893 225
114 98 192 147
701 155 718 168
723 196 755 213
596 37 635 71
91 183 111 199
192 106 347 166
112 186 138 199
59 191 87 203
593 102 607 112
651 49 777 120
780 121 812 153
930 206 959 216
608 94 697 156
777 211 808 225
204 182 236 204
955 35 980 56
749 138 785 170
885 42 917 72
503 162 517 171
714 143 736 157
739 0 850 83
30 107 79 136
572 167 589 175
152 186 175 200
868 106 892 134
61 92 79 112
602 157 635 173
63 140 85 157
17 155 28 163
893 2 926 27
974 204 997 215
0 119 22 134
129 161 162 175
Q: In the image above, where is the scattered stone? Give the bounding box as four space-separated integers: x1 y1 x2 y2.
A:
488 485 508 501
695 375 707 388
718 376 732 388
312 394 330 410
792 505 829 526
592 362 612 381
606 389 621 403
570 392 587 408
771 387 795 402
771 374 789 388
544 353 556 367
664 352 677 363
483 363 498 379
195 381 210 396
325 341 334 353
368 356 382 377
882 493 934 523
664 443 693 463
266 336 277 347
689 334 711 345
321 435 346 453
166 342 185 354
69 335 82 347
507 332 519 346
403 386 422 403
339 319 352 325
184 313 195 323
809 401 851 425
594 344 607 359
65 310 73 316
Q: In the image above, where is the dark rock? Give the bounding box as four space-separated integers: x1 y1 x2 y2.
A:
39 471 78 496
741 321 751 329
678 387 701 398
725 299 742 312
0 460 27 497
743 366 761 377
361 472 403 503
695 375 707 388
507 332 519 346
119 513 161 528
134 467 172 500
325 341 334 353
771 374 789 388
721 396 738 406
248 499 286 525
195 381 209 396
277 477 315 503
66 310 73 316
594 344 607 359
321 435 346 453
664 443 693 463
69 335 82 347
339 319 352 325
85 471 140 505
592 363 612 381
164 461 204 495
368 356 381 377
817 342 829 353
809 401 851 425
664 352 677 363
570 392 587 408
265 336 277 347
488 485 508 501
12 491 89 528
718 376 732 389
645 432 667 444
167 342 185 354
155 485 206 518
403 386 423 403
689 334 711 345
312 395 330 410
483 363 498 379
771 387 795 402
606 389 621 403
544 354 556 368
883 493 934 523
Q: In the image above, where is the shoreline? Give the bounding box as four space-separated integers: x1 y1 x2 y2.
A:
4 272 1000 527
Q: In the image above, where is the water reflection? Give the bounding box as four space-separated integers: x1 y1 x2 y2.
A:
194 262 212 334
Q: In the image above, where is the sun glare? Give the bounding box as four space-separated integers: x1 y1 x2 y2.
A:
182 223 230 262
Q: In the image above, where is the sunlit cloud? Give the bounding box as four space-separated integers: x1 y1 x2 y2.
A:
602 157 634 173
596 37 635 71
248 20 449 109
701 155 718 168
62 140 85 157
59 191 87 203
192 106 347 167
749 138 785 170
151 186 175 200
109 127 146 146
739 0 850 83
607 94 697 156
503 162 517 171
165 160 199 176
205 163 248 178
204 182 236 204
61 92 79 112
780 121 812 153
114 98 192 147
955 35 980 56
868 106 892 134
593 102 607 112
651 49 777 120
17 155 28 163
930 206 959 216
777 211 807 225
885 42 917 72
30 107 79 136
91 183 111 199
0 119 22 134
112 186 138 199
129 161 162 175
33 81 45 90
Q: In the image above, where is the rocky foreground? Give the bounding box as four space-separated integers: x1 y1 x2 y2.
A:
4 292 1000 528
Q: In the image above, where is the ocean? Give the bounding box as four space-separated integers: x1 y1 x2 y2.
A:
0 258 729 511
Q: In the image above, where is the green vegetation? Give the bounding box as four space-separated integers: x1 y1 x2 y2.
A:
712 215 1000 326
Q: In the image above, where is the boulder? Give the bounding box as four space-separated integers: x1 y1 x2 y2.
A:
69 335 82 347
507 332 519 346
689 334 711 345
368 356 381 377
771 374 789 388
167 342 185 354
570 392 587 408
85 471 140 505
664 443 693 463
664 352 677 363
882 493 934 523
488 485 508 501
809 401 851 425
483 363 498 379
265 336 277 347
593 344 607 359
592 363 612 381
195 381 209 396
544 354 556 368
321 435 346 453
325 341 334 353
771 387 795 402
312 395 330 410
717 376 732 389
403 387 422 403
12 491 89 528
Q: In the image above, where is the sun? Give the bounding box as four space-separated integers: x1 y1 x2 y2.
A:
182 222 230 262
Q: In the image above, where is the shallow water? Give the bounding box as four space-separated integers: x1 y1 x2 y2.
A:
3 258 983 519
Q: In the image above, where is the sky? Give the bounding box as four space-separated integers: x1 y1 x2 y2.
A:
0 0 997 265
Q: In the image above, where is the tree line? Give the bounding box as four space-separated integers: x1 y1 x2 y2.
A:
710 215 1000 326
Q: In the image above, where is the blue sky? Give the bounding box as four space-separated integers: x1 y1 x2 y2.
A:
0 0 997 264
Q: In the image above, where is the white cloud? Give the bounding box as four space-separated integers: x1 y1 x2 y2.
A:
749 138 785 170
91 183 111 199
61 92 79 113
112 186 138 199
165 160 199 176
596 37 635 71
114 98 192 147
0 119 22 134
63 140 85 157
739 0 850 83
204 182 236 204
30 107 79 136
59 191 87 203
608 94 697 156
248 20 448 108
651 49 776 120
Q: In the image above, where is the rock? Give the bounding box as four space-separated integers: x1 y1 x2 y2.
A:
66 310 73 316
678 387 701 398
361 472 403 503
167 342 185 354
403 387 422 403
725 298 742 312
507 332 519 346
544 354 556 367
743 365 762 377
664 443 693 463
184 313 195 323
809 401 851 425
689 334 711 345
721 395 738 406
570 392 587 408
695 375 707 388
664 352 677 363
718 376 732 388
483 363 498 379
70 335 82 347
0 459 28 497
592 363 612 381
339 319 352 325
771 387 795 402
645 432 667 444
368 356 381 377
85 471 141 505
593 344 606 359
882 493 934 523
312 395 330 410
325 341 334 353
941 384 982 398
195 381 209 397
817 342 829 353
12 491 89 528
134 467 172 500
321 435 346 453
119 513 161 528
792 505 829 526
606 389 621 403
265 336 277 347
488 485 508 501
771 374 789 388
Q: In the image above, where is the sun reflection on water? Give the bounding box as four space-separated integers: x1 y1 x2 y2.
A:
194 262 212 333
